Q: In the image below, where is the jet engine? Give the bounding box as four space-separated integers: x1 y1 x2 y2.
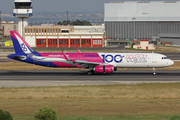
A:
94 65 116 73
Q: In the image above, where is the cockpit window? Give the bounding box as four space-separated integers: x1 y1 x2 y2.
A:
162 57 168 59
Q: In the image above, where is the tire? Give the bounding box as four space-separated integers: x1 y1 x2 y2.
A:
87 70 94 75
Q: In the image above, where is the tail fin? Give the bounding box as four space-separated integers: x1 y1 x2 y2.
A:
10 31 36 54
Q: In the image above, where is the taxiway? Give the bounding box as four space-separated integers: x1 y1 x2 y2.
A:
0 70 179 87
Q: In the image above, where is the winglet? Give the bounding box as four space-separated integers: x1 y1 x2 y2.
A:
62 51 70 61
77 49 81 53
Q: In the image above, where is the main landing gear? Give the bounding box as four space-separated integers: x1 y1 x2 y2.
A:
87 70 94 75
153 68 156 75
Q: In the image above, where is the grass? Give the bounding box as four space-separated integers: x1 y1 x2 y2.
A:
1 83 180 119
0 61 180 70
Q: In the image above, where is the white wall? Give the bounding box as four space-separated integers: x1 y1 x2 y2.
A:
25 36 36 47
13 9 33 15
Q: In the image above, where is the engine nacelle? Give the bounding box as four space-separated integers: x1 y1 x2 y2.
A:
94 65 115 73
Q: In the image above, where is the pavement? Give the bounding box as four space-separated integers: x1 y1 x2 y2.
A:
0 70 179 87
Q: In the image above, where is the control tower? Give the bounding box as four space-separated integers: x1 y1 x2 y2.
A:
13 0 33 37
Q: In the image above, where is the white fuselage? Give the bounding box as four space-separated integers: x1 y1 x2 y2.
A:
98 53 174 68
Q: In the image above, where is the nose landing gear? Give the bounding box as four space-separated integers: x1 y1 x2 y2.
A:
153 68 156 75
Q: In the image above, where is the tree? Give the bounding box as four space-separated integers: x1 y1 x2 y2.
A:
33 107 57 120
131 42 136 48
57 19 92 26
57 20 71 25
0 109 13 120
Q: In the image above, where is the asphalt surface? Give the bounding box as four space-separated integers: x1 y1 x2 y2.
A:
0 70 179 87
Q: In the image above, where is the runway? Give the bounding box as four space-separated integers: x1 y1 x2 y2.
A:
0 70 180 87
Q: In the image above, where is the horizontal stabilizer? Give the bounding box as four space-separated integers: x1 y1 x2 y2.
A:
8 54 26 60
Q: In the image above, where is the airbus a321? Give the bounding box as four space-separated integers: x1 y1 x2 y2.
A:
8 31 174 75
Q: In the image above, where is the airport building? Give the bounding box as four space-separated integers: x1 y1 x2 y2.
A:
24 25 106 47
104 1 180 45
1 21 18 37
0 11 2 38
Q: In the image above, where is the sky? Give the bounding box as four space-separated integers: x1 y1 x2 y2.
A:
0 0 179 14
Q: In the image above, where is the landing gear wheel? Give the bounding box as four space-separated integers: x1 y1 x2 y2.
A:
153 68 156 75
87 70 94 75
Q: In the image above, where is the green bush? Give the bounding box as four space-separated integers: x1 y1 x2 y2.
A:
169 115 180 120
0 109 13 120
131 42 136 48
33 107 57 120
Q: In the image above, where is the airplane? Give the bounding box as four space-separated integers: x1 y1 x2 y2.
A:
8 31 174 75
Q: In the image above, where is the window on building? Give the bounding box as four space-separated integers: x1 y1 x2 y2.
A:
62 30 69 33
15 2 31 9
36 39 46 47
82 39 91 45
59 39 68 45
13 25 16 31
71 39 80 45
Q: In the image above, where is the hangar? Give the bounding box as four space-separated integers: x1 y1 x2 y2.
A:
104 1 180 45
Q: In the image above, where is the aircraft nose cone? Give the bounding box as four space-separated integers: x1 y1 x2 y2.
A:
169 60 174 66
171 60 174 66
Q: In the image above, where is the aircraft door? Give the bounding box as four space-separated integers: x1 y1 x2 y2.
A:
152 54 157 63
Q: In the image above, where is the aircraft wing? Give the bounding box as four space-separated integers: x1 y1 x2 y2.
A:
61 51 106 68
37 57 103 68
72 60 103 68
74 60 100 65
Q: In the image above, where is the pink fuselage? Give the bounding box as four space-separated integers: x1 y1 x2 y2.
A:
39 52 103 67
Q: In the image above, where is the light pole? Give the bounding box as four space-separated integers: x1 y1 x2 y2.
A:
0 11 2 40
66 11 68 25
116 34 121 40
132 17 136 40
46 18 50 24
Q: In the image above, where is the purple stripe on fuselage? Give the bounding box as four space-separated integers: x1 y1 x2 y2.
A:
39 52 103 67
